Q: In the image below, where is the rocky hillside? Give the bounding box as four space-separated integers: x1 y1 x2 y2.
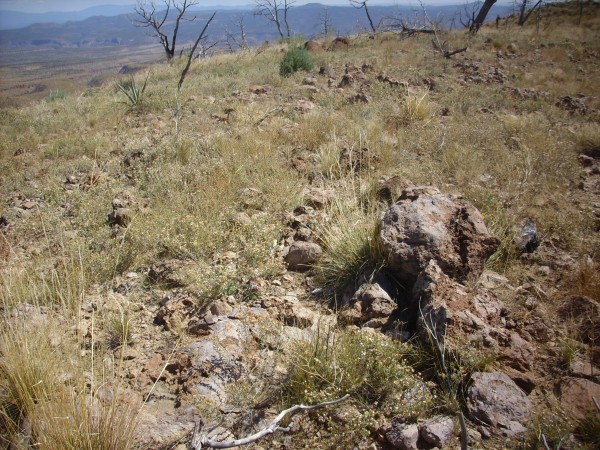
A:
0 2 599 449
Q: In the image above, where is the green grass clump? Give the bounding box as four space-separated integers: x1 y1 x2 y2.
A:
0 319 137 450
313 204 384 296
116 73 149 109
279 46 314 77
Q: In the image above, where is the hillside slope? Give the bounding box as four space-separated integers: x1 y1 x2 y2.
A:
0 2 599 449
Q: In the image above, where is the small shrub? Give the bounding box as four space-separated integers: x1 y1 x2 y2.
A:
279 47 314 77
47 90 67 101
116 72 149 109
284 327 421 410
106 309 132 349
575 413 600 447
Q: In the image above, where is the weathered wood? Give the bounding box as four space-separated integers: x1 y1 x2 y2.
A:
189 394 351 449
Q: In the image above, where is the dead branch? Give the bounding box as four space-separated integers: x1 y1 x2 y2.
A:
178 12 216 90
255 106 283 126
443 47 468 58
189 394 351 449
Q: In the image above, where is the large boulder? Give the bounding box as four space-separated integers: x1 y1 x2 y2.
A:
467 371 531 436
379 187 499 285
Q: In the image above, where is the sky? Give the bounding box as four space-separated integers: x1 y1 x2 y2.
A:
0 0 475 13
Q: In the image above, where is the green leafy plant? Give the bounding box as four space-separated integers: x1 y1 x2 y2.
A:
279 46 314 77
116 72 149 109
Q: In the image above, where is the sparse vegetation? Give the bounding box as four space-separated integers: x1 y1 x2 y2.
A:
116 73 149 109
0 2 599 448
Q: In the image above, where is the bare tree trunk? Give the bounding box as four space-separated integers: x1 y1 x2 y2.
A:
518 0 543 26
284 0 292 37
470 0 497 32
364 2 376 33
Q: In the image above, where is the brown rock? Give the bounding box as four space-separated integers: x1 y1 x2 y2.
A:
284 241 322 271
558 377 600 420
379 187 499 285
340 283 396 326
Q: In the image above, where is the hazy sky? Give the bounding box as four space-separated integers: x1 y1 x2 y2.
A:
0 0 475 13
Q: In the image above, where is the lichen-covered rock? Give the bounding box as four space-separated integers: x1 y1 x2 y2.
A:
379 187 499 285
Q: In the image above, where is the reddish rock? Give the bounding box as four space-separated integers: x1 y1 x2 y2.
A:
284 241 322 271
379 187 499 285
558 377 600 420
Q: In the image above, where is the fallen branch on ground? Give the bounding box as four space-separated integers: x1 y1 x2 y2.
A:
189 394 351 449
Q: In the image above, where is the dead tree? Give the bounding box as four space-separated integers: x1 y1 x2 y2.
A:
470 0 497 33
254 0 295 38
133 0 214 62
517 0 544 26
350 0 376 33
178 12 216 89
318 7 334 37
225 16 248 53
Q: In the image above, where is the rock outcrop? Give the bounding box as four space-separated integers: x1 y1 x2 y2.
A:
379 187 499 286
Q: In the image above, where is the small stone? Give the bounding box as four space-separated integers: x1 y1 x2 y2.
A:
420 415 454 448
514 218 540 253
284 241 322 271
386 420 419 450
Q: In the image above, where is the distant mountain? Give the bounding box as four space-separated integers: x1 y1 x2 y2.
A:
0 3 515 50
0 5 137 30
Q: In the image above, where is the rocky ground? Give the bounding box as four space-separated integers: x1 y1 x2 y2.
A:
1 3 599 450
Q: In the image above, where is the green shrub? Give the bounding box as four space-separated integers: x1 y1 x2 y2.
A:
279 46 314 77
47 90 67 101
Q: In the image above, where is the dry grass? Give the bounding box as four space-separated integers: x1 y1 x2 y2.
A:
0 2 598 447
0 318 137 449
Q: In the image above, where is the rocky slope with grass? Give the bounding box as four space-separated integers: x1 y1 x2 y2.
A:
1 2 599 449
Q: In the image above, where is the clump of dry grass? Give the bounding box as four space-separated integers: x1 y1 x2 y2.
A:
0 318 137 450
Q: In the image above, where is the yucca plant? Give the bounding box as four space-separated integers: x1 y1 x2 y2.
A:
116 72 150 109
